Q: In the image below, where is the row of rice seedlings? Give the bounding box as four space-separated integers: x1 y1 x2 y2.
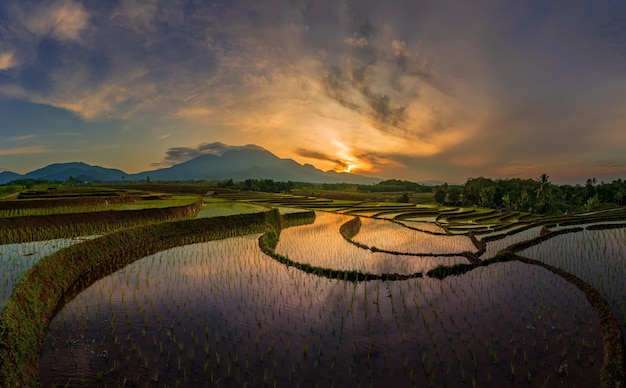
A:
480 226 544 259
0 237 95 311
275 212 467 274
415 261 602 386
352 217 476 255
0 198 198 217
0 219 158 245
393 220 446 234
195 201 270 218
40 236 603 386
477 222 535 238
520 227 626 336
551 219 626 232
404 215 441 223
0 201 203 245
275 207 311 215
376 212 410 219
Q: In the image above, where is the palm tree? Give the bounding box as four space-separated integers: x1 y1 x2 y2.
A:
535 173 550 199
535 174 552 213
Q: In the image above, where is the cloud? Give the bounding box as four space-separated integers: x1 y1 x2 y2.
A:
597 160 625 169
0 52 17 70
295 148 348 171
1 1 626 184
0 146 47 155
110 0 159 33
6 135 36 142
21 0 89 41
151 142 265 167
344 35 368 48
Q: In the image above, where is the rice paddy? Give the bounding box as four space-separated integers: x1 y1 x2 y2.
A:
1 187 624 386
38 239 603 387
0 237 95 310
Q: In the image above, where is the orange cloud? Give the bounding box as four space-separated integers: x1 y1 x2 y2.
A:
0 147 48 156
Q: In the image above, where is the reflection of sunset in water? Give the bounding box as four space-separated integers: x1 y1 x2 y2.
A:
354 217 476 254
276 212 469 274
40 234 603 387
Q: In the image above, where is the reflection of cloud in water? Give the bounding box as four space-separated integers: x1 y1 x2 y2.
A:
40 234 603 386
521 228 626 337
355 217 475 254
277 212 470 274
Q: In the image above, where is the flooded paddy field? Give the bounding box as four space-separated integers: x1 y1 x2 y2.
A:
1 189 624 386
39 236 603 387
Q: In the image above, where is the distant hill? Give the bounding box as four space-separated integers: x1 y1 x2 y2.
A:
0 171 24 185
130 147 381 184
21 162 128 183
0 147 382 185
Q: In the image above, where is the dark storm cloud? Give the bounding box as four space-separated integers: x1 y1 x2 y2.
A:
361 87 407 130
295 148 348 171
321 65 360 112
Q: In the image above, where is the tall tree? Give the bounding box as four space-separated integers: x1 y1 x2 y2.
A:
535 173 550 199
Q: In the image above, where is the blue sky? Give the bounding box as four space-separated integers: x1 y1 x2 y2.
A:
1 0 626 184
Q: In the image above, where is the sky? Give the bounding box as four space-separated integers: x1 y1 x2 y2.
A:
1 0 626 184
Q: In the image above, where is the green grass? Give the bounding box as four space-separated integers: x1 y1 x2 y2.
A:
196 201 270 218
0 197 199 217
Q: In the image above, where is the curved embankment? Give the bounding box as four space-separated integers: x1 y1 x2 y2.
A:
0 209 282 386
259 215 424 281
339 216 481 264
1 194 141 209
425 227 626 387
0 201 203 244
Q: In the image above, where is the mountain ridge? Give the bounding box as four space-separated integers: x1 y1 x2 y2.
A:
0 147 383 185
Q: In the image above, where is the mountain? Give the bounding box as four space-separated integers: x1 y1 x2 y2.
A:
131 148 381 184
0 171 24 185
23 162 128 183
1 146 382 184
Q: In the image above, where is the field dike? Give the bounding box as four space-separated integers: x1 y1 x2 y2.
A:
339 216 481 264
0 209 284 386
0 194 141 210
0 201 204 244
260 213 424 281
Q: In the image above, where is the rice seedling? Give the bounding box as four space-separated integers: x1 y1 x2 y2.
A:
34 240 604 387
0 237 94 311
2 191 622 386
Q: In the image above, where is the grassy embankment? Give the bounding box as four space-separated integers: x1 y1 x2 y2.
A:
0 198 202 244
0 209 285 386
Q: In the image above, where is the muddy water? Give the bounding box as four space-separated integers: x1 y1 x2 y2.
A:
40 234 602 387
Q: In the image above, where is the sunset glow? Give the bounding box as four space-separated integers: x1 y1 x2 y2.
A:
1 1 626 184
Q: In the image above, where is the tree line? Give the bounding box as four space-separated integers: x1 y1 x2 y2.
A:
434 175 626 214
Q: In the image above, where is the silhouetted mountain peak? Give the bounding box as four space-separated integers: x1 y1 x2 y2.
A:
2 143 383 184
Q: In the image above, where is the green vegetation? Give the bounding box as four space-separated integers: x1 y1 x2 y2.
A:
434 175 626 215
0 210 282 386
196 200 270 218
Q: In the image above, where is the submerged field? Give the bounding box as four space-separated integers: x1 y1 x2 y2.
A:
0 187 624 386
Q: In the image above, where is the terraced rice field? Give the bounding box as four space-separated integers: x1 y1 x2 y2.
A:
1 189 624 386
